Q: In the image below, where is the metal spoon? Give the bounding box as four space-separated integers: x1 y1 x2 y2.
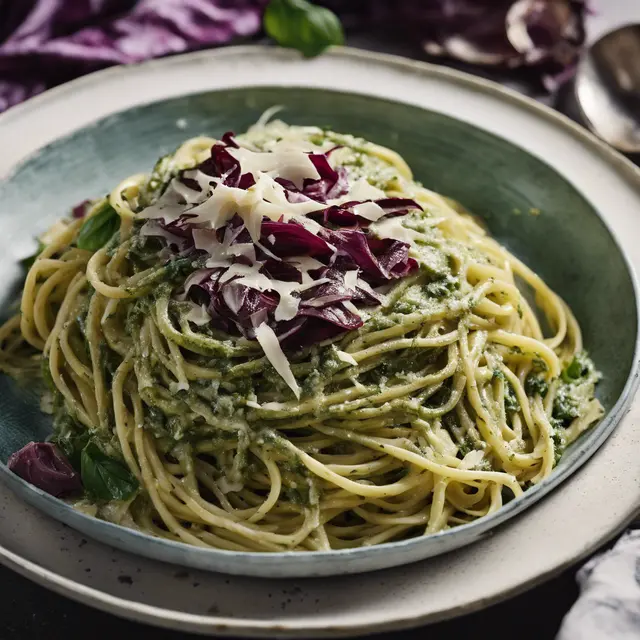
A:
575 24 640 153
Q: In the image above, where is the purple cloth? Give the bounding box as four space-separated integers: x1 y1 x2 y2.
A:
324 0 587 91
0 0 267 111
0 0 586 113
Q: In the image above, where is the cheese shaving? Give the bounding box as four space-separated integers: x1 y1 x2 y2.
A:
332 177 386 204
336 350 358 367
228 147 320 189
343 270 359 291
254 323 300 399
185 303 211 326
459 450 485 470
370 217 424 244
351 201 388 222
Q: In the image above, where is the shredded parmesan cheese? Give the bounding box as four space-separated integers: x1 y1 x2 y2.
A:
254 323 300 399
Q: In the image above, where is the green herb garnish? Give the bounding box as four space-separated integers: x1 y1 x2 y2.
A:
561 351 598 384
504 382 520 413
77 202 119 252
525 373 548 398
264 0 344 58
81 442 138 501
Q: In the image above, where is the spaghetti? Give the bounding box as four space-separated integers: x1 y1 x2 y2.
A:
0 119 603 551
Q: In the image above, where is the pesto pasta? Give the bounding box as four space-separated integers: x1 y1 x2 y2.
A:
0 118 603 551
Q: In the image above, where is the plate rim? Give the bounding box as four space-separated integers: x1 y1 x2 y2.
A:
2 507 637 639
0 45 638 573
1 43 640 632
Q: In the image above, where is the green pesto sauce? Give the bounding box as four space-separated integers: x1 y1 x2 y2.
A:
46 124 603 510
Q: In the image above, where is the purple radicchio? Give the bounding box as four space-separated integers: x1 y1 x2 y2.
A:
71 199 91 219
326 229 419 284
176 136 422 228
309 198 422 227
280 303 366 350
259 220 334 258
197 132 256 189
190 272 280 338
181 218 414 347
276 151 349 203
0 0 588 116
321 0 587 90
143 134 420 348
8 442 82 497
0 1 268 113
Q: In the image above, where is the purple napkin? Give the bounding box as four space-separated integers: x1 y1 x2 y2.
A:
0 0 267 111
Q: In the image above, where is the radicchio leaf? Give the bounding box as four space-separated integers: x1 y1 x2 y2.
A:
309 197 422 227
325 228 418 284
71 199 91 219
0 1 268 113
279 305 364 349
195 133 256 189
276 152 349 204
220 131 239 148
352 282 383 306
299 268 352 308
196 273 280 338
304 154 350 202
261 259 303 282
260 220 334 258
198 139 240 184
0 0 587 117
162 214 200 241
375 198 423 216
8 442 82 497
139 220 191 252
184 222 415 346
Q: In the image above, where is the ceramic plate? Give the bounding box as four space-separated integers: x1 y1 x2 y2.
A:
0 47 638 579
0 45 640 625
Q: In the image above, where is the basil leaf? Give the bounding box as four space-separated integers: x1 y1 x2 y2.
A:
81 442 138 501
77 202 119 251
264 0 344 58
21 240 46 270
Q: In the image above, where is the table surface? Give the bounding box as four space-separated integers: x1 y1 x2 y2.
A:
0 562 582 640
1 2 639 639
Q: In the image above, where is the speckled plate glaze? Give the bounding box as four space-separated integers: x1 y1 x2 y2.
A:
1 45 640 633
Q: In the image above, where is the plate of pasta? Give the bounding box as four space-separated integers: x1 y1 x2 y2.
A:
0 46 638 584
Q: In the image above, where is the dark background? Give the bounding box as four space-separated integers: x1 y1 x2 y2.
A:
0 562 580 639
